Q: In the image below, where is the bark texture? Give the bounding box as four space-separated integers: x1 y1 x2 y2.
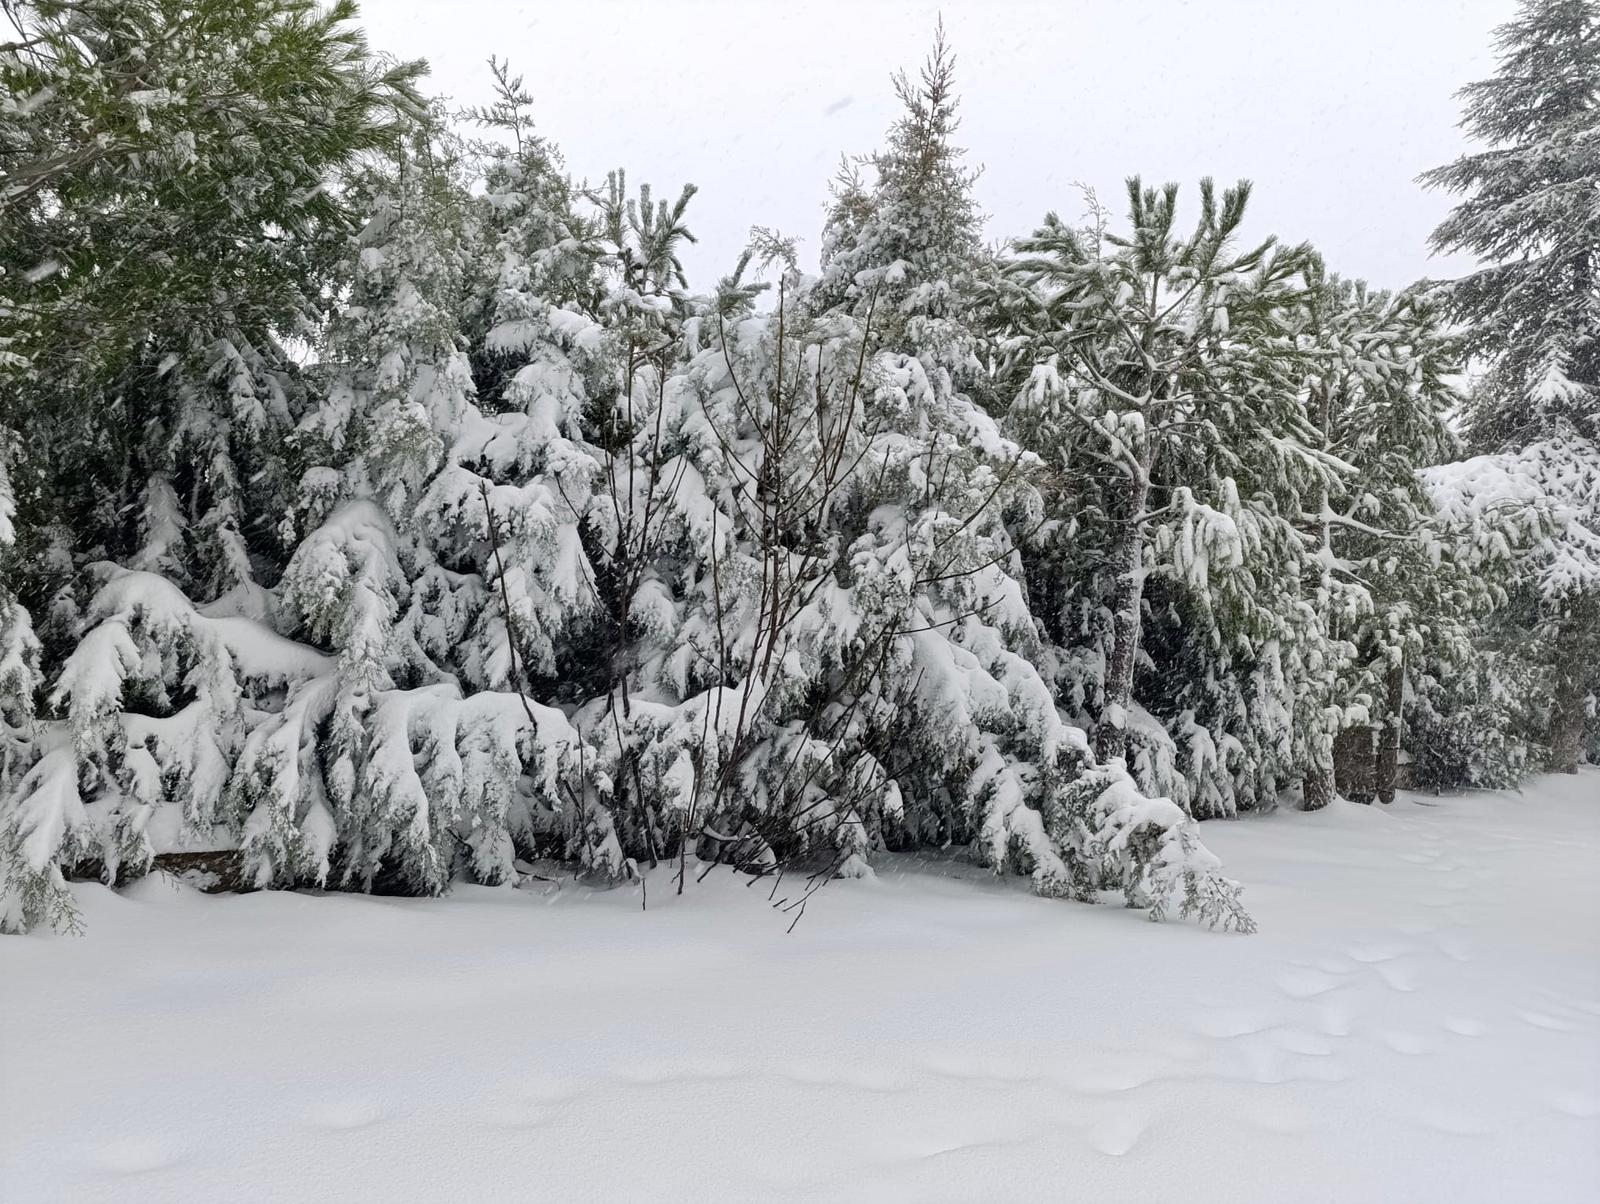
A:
1335 726 1376 804
1375 661 1404 803
1548 602 1599 775
1094 469 1150 764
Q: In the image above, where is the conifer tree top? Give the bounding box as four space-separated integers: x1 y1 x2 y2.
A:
1422 0 1600 448
820 19 983 326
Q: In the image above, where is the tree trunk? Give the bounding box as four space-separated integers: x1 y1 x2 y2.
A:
1334 726 1375 804
1375 659 1404 803
1300 378 1338 814
1549 662 1586 775
1548 601 1599 775
1094 472 1150 765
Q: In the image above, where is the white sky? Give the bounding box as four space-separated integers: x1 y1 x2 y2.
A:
359 0 1515 291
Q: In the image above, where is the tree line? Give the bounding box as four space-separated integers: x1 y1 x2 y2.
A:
0 0 1594 933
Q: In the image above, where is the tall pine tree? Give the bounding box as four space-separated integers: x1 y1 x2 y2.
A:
1424 0 1600 771
1422 0 1598 447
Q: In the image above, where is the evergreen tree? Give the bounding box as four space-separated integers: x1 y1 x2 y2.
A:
1423 434 1600 775
997 181 1341 815
0 0 424 930
3 18 1259 933
0 435 48 929
819 18 985 364
1 0 425 604
664 44 1247 923
1297 274 1469 803
1424 0 1600 770
1422 0 1599 448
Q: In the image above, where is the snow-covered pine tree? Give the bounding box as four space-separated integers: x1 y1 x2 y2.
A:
566 167 704 865
1 0 425 612
1423 0 1600 770
1421 0 1599 450
0 0 424 930
2 16 1254 933
623 248 1250 927
459 69 708 878
815 18 985 363
1296 272 1468 804
996 181 1343 817
1422 435 1600 776
598 35 1253 928
266 71 705 896
0 434 49 929
249 95 638 894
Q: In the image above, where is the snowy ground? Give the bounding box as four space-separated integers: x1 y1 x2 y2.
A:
3 773 1598 1203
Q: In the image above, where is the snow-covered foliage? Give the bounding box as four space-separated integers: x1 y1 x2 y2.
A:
1425 436 1600 603
994 181 1346 816
0 434 48 929
1422 0 1599 450
1297 275 1470 805
563 31 1249 926
2 2 1583 934
1421 433 1600 777
1422 0 1600 775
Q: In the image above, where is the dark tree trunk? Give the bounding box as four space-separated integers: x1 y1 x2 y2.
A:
1548 601 1599 775
1549 664 1585 775
1301 377 1338 814
1334 726 1375 804
1094 470 1150 765
1375 660 1404 803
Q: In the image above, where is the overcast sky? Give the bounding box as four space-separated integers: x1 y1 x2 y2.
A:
359 0 1516 292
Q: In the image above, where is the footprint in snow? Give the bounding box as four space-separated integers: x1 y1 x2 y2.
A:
1533 988 1600 1018
1515 1010 1578 1032
1372 961 1420 993
1432 933 1475 962
1189 1012 1278 1040
1291 954 1358 975
1416 1107 1493 1136
1548 1091 1599 1118
1345 942 1413 964
1276 967 1347 1000
518 1077 580 1104
614 1060 748 1088
483 1078 583 1127
1269 1028 1337 1056
785 1061 909 1093
95 1139 178 1175
1151 1034 1211 1064
1314 1002 1354 1038
1087 1110 1149 1157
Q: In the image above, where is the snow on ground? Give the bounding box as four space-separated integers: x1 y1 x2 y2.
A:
3 773 1597 1203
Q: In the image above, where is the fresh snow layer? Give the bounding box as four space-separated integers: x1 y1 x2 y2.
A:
3 773 1598 1203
